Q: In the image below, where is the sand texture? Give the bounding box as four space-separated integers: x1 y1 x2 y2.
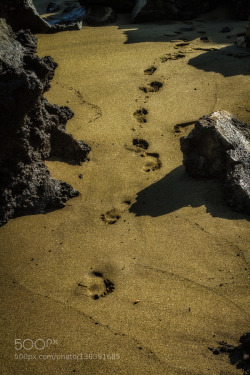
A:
0 8 250 375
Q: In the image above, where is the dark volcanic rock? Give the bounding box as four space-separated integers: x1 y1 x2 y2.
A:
47 1 60 13
0 0 83 33
231 0 250 20
0 19 91 226
180 111 250 214
86 6 117 25
48 5 86 26
131 0 217 22
209 332 250 375
80 0 135 13
83 0 250 23
247 17 250 47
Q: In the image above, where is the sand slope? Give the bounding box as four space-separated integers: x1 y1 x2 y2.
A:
0 10 250 375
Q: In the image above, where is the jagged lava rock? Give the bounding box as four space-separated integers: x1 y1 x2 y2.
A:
180 111 250 214
0 19 90 226
0 0 83 33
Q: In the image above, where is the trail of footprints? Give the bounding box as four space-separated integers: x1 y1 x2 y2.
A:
100 138 161 225
101 47 189 225
100 50 175 225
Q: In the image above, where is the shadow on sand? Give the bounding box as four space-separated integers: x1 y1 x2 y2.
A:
188 45 250 77
118 18 250 77
129 165 249 221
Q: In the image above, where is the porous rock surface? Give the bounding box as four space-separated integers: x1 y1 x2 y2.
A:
0 19 90 226
180 111 250 214
0 0 83 33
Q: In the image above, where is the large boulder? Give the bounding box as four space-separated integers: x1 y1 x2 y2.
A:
180 111 250 214
0 19 90 226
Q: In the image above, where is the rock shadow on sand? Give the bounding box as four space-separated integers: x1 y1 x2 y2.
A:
129 165 249 220
188 45 250 77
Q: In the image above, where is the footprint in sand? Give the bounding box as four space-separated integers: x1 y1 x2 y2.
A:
101 201 132 225
132 138 149 150
144 66 157 75
133 108 148 123
139 81 163 93
75 271 115 299
160 53 185 63
143 152 162 172
125 139 162 172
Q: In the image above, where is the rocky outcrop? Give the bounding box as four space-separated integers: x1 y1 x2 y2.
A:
80 0 135 13
231 0 250 20
85 6 117 25
0 0 83 33
180 111 250 214
6 0 247 29
247 17 250 47
0 19 90 226
131 0 217 22
131 0 250 22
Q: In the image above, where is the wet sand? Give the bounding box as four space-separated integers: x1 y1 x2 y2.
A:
0 8 250 375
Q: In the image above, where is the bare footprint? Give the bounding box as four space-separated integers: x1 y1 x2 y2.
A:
100 208 121 225
125 140 162 172
143 152 162 172
160 53 185 62
133 108 148 123
101 201 131 225
139 81 163 93
132 138 149 150
75 271 115 300
144 66 157 75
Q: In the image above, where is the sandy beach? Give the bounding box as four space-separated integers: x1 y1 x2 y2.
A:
0 6 250 375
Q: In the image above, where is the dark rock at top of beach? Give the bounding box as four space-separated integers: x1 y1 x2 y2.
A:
180 111 250 214
80 0 250 22
80 0 135 13
131 0 217 22
47 1 60 13
132 0 250 22
0 19 91 227
0 0 83 33
231 0 250 21
86 6 117 25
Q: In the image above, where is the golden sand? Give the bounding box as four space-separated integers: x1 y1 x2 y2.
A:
0 10 249 375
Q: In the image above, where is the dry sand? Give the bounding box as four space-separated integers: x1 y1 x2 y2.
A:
0 7 250 375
